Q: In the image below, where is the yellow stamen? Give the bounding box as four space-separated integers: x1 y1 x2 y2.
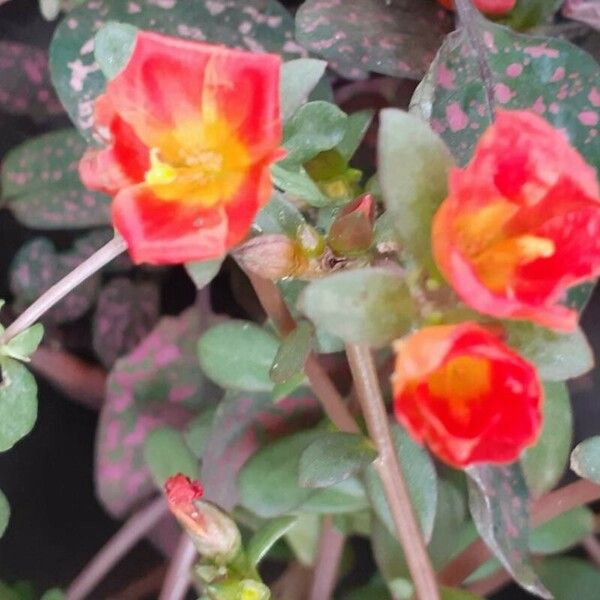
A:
515 235 555 261
145 148 177 186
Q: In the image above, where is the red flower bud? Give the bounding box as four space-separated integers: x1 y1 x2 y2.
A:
328 194 375 256
437 0 516 15
433 110 600 331
392 323 542 468
165 474 241 562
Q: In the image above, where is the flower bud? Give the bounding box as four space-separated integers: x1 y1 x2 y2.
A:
328 194 375 256
296 223 325 258
165 474 241 563
304 149 362 202
235 234 308 279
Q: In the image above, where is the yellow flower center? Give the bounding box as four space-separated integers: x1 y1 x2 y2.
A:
455 201 555 292
428 355 491 423
144 114 251 207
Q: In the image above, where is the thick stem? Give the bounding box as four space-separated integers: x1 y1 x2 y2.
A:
67 497 167 600
440 479 600 586
345 343 440 600
309 517 345 600
1 234 128 345
454 0 496 117
245 271 358 433
158 534 197 600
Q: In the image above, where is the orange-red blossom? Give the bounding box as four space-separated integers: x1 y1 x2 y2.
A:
433 110 600 331
392 323 542 468
80 31 283 265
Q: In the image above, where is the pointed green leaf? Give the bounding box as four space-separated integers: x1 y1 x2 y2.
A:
337 110 374 161
299 268 415 346
185 258 223 290
378 108 453 270
143 426 199 487
507 323 593 382
198 321 279 392
299 432 377 488
0 359 37 452
247 516 298 567
280 58 328 121
571 435 600 484
254 192 306 236
2 324 44 361
522 382 573 496
270 321 314 385
271 164 329 207
466 463 551 599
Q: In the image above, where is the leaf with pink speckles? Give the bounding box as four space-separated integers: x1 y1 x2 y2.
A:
427 20 600 170
92 278 160 368
8 230 114 324
200 390 319 510
467 464 551 599
49 0 306 142
295 0 452 81
96 305 220 516
2 129 111 229
0 41 63 121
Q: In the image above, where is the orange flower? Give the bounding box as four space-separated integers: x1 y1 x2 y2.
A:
433 111 600 331
437 0 516 14
392 323 542 467
80 32 282 265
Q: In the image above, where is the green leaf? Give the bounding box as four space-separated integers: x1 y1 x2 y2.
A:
538 557 600 600
429 20 600 175
238 430 321 518
300 476 369 514
1 324 44 361
0 359 37 452
365 424 438 541
299 268 415 346
40 590 65 600
254 192 306 236
270 321 313 385
49 0 305 142
337 110 374 161
466 463 550 599
247 516 297 567
2 129 111 229
280 59 328 121
184 408 217 459
0 488 9 539
198 321 279 392
571 435 600 484
521 382 573 497
529 507 595 555
441 588 484 600
498 0 563 31
371 517 409 584
284 512 320 565
94 22 137 79
295 0 452 80
427 478 469 569
378 108 453 270
271 164 329 207
506 322 594 382
281 101 348 167
143 426 199 487
271 373 306 401
185 258 223 290
298 432 377 488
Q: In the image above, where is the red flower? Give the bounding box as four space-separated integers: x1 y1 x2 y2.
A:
80 32 282 265
433 110 600 331
437 0 516 14
392 323 542 468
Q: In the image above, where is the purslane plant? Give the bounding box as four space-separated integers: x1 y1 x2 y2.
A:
2 1 600 599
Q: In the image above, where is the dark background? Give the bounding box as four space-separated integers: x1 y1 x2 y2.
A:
0 1 599 598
